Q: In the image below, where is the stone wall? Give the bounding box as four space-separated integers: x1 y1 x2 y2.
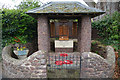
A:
2 45 47 78
2 45 115 78
81 46 115 78
106 46 115 68
93 1 120 21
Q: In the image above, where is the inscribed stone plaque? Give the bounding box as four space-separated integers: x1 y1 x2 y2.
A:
55 40 73 48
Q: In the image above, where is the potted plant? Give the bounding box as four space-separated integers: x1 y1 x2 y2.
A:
13 36 29 59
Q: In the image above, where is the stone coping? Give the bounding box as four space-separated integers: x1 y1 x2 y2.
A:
82 52 111 65
2 45 115 67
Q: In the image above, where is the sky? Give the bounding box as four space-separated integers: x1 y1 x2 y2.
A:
0 0 99 9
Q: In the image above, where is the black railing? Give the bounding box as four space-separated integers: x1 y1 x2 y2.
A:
47 54 81 70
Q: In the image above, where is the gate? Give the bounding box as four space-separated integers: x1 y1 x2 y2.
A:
47 53 81 78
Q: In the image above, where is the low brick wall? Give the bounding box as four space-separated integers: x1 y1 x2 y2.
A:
81 50 115 78
2 45 47 78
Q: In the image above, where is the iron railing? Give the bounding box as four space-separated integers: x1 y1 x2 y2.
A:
47 54 81 70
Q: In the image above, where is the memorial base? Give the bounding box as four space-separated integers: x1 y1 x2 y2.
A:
55 48 73 52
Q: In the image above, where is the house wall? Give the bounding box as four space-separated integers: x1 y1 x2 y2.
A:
93 1 120 21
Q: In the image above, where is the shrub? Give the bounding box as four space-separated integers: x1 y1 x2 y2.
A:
92 11 120 51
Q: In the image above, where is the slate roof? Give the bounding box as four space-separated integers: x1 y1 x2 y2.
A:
26 1 105 14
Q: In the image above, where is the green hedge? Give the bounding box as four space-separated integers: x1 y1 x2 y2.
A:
2 1 40 47
92 11 120 51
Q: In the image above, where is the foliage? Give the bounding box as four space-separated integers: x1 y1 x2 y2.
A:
91 40 100 45
92 11 120 51
91 40 106 58
16 0 40 10
2 0 40 47
13 36 28 45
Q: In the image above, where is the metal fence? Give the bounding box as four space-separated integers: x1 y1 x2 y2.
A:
47 53 81 70
47 53 82 78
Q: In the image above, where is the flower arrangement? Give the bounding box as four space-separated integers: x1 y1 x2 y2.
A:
60 53 68 57
14 37 27 51
55 53 73 65
55 60 73 65
13 36 29 59
55 61 63 65
16 46 26 51
63 60 73 64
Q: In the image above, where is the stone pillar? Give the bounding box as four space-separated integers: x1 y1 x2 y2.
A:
78 16 91 53
77 18 81 52
38 16 50 53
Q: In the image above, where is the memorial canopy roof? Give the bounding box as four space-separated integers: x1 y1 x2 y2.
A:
26 1 105 17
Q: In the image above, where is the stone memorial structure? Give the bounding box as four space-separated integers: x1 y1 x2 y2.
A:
26 1 105 53
2 1 115 79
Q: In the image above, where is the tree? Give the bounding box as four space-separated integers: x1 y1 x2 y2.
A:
16 0 41 10
2 0 41 47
